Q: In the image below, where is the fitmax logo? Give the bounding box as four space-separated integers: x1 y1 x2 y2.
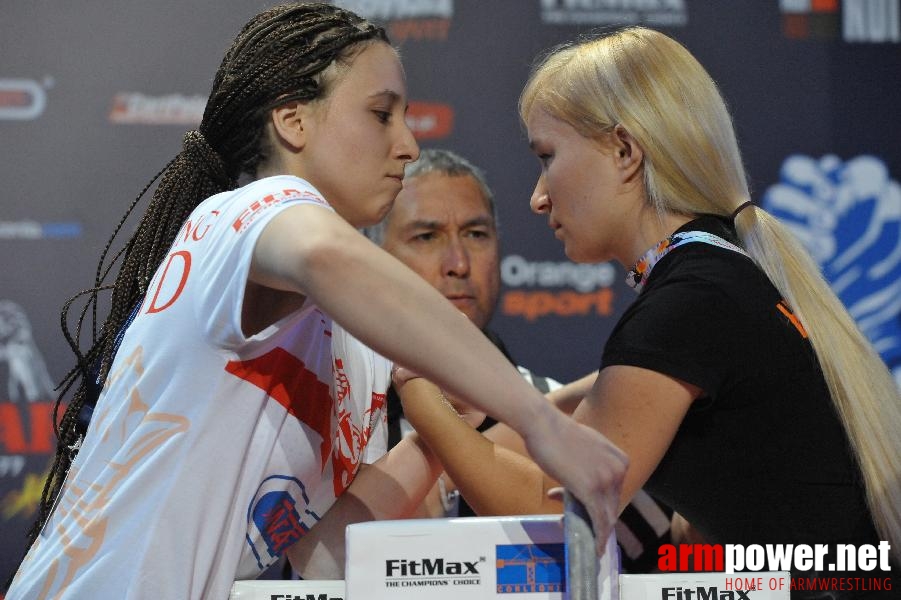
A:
386 558 480 576
662 588 753 600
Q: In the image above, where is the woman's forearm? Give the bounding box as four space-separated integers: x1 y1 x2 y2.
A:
398 378 563 516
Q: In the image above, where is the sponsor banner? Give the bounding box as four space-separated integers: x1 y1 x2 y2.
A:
539 0 688 26
0 221 82 240
844 0 900 41
1 394 55 570
499 254 619 321
0 78 51 121
762 154 901 383
405 101 454 140
109 92 206 125
780 0 900 42
106 93 454 139
0 300 59 582
622 572 791 599
0 403 56 456
345 515 617 599
333 0 453 42
335 0 452 19
0 301 58 405
1 449 50 588
780 0 840 39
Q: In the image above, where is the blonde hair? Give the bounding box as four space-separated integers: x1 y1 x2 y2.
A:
520 27 901 560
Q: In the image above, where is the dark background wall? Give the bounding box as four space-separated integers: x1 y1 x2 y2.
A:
1 0 899 585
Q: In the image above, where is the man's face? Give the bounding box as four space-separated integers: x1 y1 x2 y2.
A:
381 172 500 329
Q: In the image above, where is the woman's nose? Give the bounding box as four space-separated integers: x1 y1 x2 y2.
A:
530 176 551 214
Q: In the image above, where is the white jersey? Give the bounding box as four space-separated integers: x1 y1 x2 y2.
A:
9 176 390 599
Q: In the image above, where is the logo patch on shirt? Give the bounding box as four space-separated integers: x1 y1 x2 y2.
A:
247 475 319 570
232 188 328 233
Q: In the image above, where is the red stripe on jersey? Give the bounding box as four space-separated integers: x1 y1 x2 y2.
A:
225 348 333 469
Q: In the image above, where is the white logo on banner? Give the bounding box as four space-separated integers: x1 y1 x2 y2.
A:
109 93 206 125
762 155 901 385
0 301 56 402
844 0 900 42
540 0 687 26
336 0 453 19
501 255 616 293
0 78 51 120
0 221 82 239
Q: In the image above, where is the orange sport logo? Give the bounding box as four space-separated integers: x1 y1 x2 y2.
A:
499 255 618 321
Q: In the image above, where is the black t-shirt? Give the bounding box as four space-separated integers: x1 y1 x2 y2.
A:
603 216 893 596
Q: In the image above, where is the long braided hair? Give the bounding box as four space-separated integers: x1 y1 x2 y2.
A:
28 2 388 549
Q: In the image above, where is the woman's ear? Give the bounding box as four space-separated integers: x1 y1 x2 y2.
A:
612 124 644 181
269 101 310 152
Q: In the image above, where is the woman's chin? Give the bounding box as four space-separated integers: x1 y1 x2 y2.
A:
563 243 587 263
350 204 393 229
564 243 606 265
369 198 397 226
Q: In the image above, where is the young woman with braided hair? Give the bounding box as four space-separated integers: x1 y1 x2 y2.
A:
394 27 899 597
6 4 626 597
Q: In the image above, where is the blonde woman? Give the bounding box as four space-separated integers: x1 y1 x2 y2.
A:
396 27 900 597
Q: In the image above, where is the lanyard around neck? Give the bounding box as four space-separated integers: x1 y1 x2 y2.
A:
626 231 749 293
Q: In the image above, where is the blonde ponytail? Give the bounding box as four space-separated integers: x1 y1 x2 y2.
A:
736 206 901 563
